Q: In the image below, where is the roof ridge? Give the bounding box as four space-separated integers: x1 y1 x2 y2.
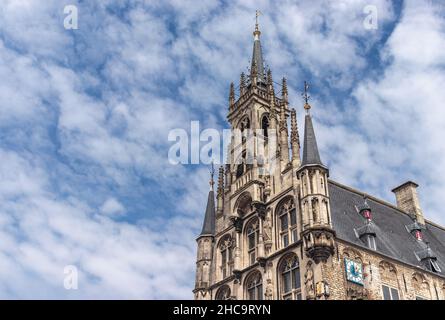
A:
328 179 445 231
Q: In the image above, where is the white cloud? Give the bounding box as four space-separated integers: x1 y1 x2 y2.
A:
0 0 444 300
100 198 125 216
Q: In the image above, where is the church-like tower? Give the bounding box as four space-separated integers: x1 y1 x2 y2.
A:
194 15 445 301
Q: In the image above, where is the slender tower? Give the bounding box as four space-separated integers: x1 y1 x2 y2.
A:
193 167 216 300
297 81 335 266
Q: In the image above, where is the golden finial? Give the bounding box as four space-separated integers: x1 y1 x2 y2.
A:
302 81 311 113
254 10 262 38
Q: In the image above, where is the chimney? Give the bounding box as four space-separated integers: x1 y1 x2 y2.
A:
391 181 425 225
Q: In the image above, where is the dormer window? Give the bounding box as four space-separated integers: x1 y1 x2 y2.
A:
363 234 377 250
415 243 442 273
354 221 377 251
356 197 372 221
415 230 422 241
362 209 371 220
405 220 424 241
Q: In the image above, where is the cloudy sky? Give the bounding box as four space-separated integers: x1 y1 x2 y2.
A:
0 0 444 299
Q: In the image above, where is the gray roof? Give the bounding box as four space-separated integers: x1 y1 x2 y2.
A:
200 189 215 236
251 38 265 81
301 114 325 167
329 180 445 277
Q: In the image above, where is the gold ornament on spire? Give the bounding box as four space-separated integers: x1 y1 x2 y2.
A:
254 10 262 38
302 81 311 113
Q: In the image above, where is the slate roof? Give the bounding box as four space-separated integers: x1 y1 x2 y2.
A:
329 180 445 278
200 189 215 236
301 114 325 167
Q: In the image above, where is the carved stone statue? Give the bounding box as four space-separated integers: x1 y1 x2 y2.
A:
304 265 315 299
263 214 272 241
264 279 273 300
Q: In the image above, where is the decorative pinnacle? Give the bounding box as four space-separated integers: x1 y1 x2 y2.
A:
240 72 246 92
229 82 235 107
290 108 299 143
217 166 224 196
302 81 311 113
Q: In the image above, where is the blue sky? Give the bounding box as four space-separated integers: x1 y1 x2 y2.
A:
0 0 444 299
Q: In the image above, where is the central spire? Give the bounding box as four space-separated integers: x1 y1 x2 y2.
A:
251 10 265 83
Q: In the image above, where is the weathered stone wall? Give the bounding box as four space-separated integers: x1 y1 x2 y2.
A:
321 241 445 300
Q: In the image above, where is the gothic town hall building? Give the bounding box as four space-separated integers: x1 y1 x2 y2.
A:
193 23 445 300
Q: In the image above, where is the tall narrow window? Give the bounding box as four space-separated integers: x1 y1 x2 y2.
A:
277 198 297 248
219 235 233 279
280 254 301 300
246 271 263 300
247 219 259 265
261 114 269 138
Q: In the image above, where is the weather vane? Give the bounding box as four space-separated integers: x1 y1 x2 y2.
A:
209 161 215 189
255 10 262 31
302 81 311 113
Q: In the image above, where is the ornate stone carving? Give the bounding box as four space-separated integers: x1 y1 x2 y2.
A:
302 227 336 263
304 262 315 299
264 279 274 300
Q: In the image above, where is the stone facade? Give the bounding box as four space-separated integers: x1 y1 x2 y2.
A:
193 23 445 301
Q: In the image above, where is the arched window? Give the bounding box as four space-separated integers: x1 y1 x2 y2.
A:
215 285 231 300
219 235 234 279
279 254 301 300
246 218 260 265
235 151 253 179
261 114 269 138
245 271 263 300
240 117 250 133
277 198 297 248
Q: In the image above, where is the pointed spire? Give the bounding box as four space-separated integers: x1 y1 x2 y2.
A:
267 69 274 94
240 72 246 95
290 108 301 167
251 11 265 83
279 77 290 168
300 81 324 167
267 69 277 125
229 82 235 109
279 78 288 130
200 165 216 236
282 77 288 103
301 113 324 167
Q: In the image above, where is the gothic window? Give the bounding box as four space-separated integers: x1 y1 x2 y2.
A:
245 271 263 300
219 235 234 279
279 254 301 300
246 218 260 265
215 285 231 300
240 117 250 133
277 198 297 248
261 114 269 138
